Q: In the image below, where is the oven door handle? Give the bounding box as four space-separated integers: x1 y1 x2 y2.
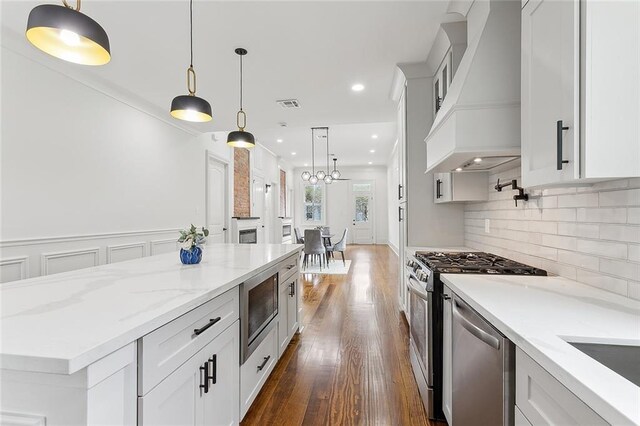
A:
407 276 430 301
452 300 500 350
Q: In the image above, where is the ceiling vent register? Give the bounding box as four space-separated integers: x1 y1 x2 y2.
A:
276 99 301 109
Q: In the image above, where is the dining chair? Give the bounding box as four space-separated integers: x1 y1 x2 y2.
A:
327 228 348 266
303 229 327 270
294 227 304 244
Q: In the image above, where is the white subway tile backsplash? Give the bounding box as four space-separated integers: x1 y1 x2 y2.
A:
599 224 640 244
576 208 627 223
465 169 639 299
599 189 640 207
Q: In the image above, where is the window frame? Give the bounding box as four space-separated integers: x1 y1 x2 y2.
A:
301 182 326 225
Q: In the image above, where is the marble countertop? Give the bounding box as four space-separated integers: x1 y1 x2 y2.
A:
0 244 302 375
441 274 640 425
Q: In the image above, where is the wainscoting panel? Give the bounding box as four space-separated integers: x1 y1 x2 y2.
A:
150 239 178 256
106 242 146 264
0 257 29 283
41 248 100 276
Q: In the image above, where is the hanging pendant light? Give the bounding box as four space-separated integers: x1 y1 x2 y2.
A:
227 48 255 148
323 128 333 184
170 0 212 123
26 0 110 65
307 128 319 184
301 171 311 181
331 158 341 179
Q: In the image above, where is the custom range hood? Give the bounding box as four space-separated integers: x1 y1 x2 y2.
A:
425 0 521 173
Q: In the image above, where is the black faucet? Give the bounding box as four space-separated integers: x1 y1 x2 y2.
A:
494 178 529 207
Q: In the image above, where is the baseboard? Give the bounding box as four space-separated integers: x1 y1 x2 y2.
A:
387 243 399 256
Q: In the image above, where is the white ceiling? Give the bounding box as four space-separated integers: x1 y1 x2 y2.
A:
2 1 449 166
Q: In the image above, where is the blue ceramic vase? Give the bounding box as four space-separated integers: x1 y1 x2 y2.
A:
180 246 202 265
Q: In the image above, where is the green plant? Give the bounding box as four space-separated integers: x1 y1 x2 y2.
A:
178 224 209 250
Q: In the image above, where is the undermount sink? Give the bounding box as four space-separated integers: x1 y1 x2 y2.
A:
567 341 640 387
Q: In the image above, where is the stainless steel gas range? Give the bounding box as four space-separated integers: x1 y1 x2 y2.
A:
405 251 546 421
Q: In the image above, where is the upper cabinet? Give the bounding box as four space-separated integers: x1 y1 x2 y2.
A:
521 0 640 187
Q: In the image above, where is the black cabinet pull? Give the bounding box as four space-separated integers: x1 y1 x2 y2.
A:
436 179 442 199
442 294 451 300
556 120 570 170
199 363 210 393
257 355 271 372
289 282 295 297
398 206 403 223
194 317 221 336
209 355 217 385
398 184 403 200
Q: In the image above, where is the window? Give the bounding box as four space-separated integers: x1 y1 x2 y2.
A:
303 183 324 222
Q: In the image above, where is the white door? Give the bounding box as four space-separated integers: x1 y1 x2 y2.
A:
521 0 579 187
206 155 228 243
252 175 265 242
350 181 375 245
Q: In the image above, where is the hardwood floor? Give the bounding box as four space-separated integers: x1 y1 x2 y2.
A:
242 245 440 426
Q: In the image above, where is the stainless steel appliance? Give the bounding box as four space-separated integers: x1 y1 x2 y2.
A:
452 295 514 426
239 228 257 244
240 263 279 363
405 251 545 421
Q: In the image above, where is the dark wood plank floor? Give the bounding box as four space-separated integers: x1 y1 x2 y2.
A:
242 245 442 426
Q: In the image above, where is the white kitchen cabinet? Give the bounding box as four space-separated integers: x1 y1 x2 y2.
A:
138 321 239 426
433 51 452 118
240 326 278 419
441 286 453 424
434 172 488 203
515 348 607 425
522 0 640 187
278 275 299 357
397 87 407 204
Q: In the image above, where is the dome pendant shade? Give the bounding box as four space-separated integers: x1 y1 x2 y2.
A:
170 95 212 122
226 130 255 148
26 4 110 65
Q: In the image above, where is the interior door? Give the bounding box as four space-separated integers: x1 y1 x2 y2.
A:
252 175 265 242
521 0 579 187
350 181 374 244
206 156 228 243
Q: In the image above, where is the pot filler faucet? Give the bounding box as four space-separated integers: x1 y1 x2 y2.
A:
495 179 529 207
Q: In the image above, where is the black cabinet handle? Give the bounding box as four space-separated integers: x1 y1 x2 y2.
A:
436 179 442 199
257 355 271 372
556 120 570 170
199 362 210 393
289 282 295 297
209 355 217 385
286 264 295 270
194 317 221 336
398 206 403 223
442 294 451 300
223 227 228 231
398 184 403 200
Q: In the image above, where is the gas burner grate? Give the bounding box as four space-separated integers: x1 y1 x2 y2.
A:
414 251 546 276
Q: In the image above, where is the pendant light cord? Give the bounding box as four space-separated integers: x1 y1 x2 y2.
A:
189 0 193 67
326 128 330 174
239 53 243 111
311 129 315 174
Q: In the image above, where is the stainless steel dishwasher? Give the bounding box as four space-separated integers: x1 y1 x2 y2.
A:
452 294 514 426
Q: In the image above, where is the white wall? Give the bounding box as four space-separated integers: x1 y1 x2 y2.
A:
0 47 287 282
293 166 389 244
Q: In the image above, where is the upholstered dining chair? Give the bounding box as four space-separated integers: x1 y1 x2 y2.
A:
327 228 348 266
294 227 304 244
303 229 327 270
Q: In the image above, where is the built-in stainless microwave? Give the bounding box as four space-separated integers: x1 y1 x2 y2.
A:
282 224 291 237
239 264 279 363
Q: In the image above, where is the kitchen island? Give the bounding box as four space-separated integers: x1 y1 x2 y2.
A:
0 243 302 425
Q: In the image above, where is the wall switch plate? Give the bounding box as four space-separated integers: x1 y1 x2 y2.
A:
485 219 490 233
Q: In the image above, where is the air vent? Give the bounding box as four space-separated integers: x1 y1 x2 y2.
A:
276 99 301 109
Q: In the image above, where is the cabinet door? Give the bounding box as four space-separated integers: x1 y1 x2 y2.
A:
203 322 240 426
397 88 407 203
277 280 290 357
287 279 299 338
522 0 579 187
442 288 453 424
434 173 451 203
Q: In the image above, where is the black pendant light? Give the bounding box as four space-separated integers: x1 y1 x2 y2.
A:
227 48 255 148
26 0 110 65
170 0 212 123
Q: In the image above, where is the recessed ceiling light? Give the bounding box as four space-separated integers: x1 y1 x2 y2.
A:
351 83 365 92
474 157 482 163
372 134 378 139
368 161 373 165
456 167 463 172
291 152 296 156
276 139 283 143
370 149 376 153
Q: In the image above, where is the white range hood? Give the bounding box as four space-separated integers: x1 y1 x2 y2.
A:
425 0 522 173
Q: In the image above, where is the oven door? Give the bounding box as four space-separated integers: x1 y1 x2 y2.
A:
240 268 279 362
408 275 433 387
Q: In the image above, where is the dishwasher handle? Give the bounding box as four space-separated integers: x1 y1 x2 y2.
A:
453 300 500 350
